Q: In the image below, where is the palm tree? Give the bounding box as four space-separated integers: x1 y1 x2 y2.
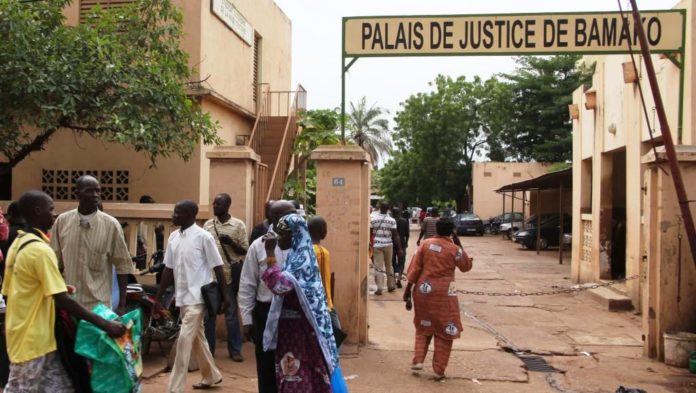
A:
347 97 392 166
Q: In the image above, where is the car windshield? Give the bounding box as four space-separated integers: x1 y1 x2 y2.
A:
457 214 480 221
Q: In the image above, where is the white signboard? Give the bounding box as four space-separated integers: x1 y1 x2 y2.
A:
212 0 254 46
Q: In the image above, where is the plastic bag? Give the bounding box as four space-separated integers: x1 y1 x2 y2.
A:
331 366 349 393
75 304 143 393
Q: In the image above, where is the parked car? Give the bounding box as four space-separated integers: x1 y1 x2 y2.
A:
455 213 485 236
513 214 572 250
487 212 523 234
501 214 555 239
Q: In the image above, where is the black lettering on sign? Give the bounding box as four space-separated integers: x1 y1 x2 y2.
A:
575 19 587 46
647 17 661 46
443 21 454 49
618 17 631 46
525 20 536 48
603 18 617 46
413 22 424 49
362 23 372 50
494 20 507 48
512 19 524 48
588 18 601 46
430 22 442 49
543 19 555 47
385 24 394 49
372 23 383 50
482 20 494 48
557 19 568 47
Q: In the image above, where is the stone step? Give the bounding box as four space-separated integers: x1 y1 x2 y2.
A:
587 286 634 311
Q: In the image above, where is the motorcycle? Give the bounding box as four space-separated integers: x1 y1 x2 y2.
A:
125 250 179 356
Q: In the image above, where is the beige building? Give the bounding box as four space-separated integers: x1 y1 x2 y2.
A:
472 162 552 219
570 0 696 360
3 0 301 232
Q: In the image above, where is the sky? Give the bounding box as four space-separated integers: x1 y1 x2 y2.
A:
273 0 675 121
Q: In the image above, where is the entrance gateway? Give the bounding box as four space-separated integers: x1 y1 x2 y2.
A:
339 10 686 138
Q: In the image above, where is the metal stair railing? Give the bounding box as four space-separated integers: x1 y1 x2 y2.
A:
247 83 271 154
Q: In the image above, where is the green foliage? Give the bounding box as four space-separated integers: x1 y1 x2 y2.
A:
0 0 220 172
284 109 341 214
498 55 594 162
347 97 392 166
381 75 488 210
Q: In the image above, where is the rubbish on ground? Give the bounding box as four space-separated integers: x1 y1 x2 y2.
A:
580 351 592 356
472 378 482 385
345 374 359 380
615 387 647 393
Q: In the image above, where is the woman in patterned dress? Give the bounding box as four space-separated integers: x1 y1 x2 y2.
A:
403 217 473 381
260 213 345 393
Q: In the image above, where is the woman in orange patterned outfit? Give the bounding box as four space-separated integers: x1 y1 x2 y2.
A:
403 217 473 381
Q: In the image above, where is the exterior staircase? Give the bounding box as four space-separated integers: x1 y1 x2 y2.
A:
247 85 306 223
586 282 634 311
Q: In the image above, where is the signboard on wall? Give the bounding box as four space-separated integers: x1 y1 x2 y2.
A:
344 11 684 57
212 0 254 46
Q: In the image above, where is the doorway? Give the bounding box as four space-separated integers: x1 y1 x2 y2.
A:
0 168 11 200
611 150 626 279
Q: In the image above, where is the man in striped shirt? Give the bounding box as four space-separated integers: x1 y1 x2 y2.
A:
370 202 403 295
51 176 133 313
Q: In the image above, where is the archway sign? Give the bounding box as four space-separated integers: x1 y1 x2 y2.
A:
340 10 686 140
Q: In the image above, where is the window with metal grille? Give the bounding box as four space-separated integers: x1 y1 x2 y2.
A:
253 35 261 104
80 0 134 23
42 169 129 201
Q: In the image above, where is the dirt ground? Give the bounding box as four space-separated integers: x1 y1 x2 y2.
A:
141 231 696 393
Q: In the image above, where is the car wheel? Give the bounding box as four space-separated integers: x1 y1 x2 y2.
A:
537 238 549 250
478 231 484 236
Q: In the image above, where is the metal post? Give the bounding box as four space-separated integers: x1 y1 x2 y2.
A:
341 57 346 144
559 183 564 265
630 1 696 270
522 192 527 230
536 189 541 255
509 191 515 239
501 192 506 235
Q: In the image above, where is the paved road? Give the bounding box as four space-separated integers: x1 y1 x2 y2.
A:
141 231 696 392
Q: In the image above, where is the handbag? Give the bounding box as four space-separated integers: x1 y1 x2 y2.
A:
201 282 222 316
213 222 244 294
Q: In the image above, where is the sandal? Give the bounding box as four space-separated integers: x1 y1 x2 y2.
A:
192 379 222 390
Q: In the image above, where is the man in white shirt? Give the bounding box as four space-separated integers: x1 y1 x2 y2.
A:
238 200 296 393
155 200 229 393
370 201 404 295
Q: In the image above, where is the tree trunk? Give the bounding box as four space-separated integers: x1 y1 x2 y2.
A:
0 127 58 176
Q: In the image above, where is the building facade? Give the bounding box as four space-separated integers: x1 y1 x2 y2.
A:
570 0 696 359
6 0 295 229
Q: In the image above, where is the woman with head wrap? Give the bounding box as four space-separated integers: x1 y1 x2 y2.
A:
260 213 347 393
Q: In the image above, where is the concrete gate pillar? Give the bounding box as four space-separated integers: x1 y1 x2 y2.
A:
311 145 371 344
206 146 260 230
642 146 696 359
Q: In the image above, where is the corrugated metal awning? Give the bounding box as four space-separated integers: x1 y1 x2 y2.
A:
496 167 572 193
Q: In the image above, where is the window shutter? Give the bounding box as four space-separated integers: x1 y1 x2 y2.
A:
80 0 134 23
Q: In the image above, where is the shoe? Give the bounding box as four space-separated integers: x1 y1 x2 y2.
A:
388 287 396 293
192 378 222 390
411 363 423 370
396 280 403 289
230 353 244 362
434 374 446 382
374 290 383 296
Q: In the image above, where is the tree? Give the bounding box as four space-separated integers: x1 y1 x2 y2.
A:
284 109 341 213
382 75 489 211
347 97 392 166
0 0 220 175
498 55 593 162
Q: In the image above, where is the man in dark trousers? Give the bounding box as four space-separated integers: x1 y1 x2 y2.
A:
391 207 410 288
239 200 296 393
203 193 248 361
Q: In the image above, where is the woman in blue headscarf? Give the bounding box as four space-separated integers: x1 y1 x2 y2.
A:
260 213 347 393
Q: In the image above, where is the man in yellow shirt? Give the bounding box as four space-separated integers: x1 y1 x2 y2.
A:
308 216 334 310
2 191 126 392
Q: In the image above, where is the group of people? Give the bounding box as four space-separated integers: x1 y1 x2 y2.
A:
370 201 474 381
0 176 347 393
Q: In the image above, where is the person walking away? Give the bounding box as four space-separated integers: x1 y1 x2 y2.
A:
51 175 132 314
0 202 23 271
260 214 344 392
203 193 248 362
370 202 403 295
250 200 275 244
2 191 126 393
155 200 229 392
417 207 439 246
403 217 473 381
391 207 410 289
308 216 340 329
239 200 296 393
